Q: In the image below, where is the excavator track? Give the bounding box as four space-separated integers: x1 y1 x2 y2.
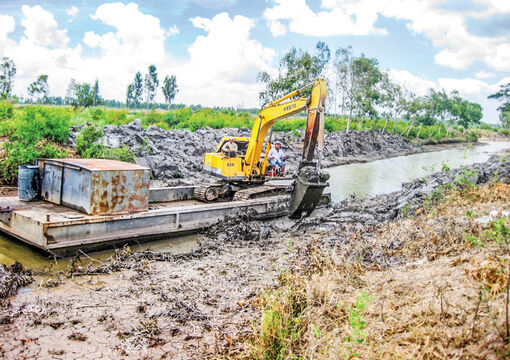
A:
194 183 229 202
232 185 290 201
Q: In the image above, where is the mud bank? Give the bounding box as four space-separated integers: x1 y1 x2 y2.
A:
301 154 510 230
70 123 420 185
0 156 508 359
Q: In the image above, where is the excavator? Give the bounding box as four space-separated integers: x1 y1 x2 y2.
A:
194 78 330 218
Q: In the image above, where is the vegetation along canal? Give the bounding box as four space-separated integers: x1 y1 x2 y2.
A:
0 141 508 271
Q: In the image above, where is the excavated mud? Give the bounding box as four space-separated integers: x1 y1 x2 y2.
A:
69 122 420 185
0 262 33 309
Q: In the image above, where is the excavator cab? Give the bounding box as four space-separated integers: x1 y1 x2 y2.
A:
203 136 249 181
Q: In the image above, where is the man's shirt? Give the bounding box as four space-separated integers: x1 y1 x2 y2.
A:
268 147 285 162
222 141 238 153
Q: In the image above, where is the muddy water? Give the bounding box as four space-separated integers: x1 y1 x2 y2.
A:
0 141 509 269
327 141 510 201
0 233 199 270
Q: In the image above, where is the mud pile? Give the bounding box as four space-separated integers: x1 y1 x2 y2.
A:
0 262 33 308
322 130 419 160
69 123 420 185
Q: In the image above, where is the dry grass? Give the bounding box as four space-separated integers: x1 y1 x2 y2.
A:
221 183 510 360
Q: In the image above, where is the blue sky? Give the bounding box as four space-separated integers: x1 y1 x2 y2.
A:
0 0 509 123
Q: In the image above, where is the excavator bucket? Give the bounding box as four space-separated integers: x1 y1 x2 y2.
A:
289 165 330 219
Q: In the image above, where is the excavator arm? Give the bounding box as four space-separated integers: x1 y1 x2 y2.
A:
243 78 327 179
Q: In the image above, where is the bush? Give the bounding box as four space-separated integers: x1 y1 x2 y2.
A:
75 125 103 158
75 125 135 163
0 141 67 185
500 129 509 137
0 100 14 121
103 146 136 163
466 131 478 142
14 106 71 144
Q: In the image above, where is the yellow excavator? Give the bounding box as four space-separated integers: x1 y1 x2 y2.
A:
195 78 329 218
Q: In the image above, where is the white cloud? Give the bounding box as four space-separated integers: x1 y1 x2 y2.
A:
437 77 492 95
176 13 275 106
66 5 79 21
191 0 236 9
0 15 16 57
21 5 69 48
0 14 15 39
264 0 510 72
475 70 495 79
264 0 387 37
166 24 179 37
387 69 437 96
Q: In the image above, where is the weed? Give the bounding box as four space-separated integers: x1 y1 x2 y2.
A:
342 290 373 358
466 234 485 248
441 162 450 172
455 169 478 187
466 209 478 218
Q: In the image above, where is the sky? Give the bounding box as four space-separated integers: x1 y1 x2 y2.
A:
0 0 509 123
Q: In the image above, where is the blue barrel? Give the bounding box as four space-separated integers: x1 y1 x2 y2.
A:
18 165 40 201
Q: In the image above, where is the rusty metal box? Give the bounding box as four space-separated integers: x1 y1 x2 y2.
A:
38 159 150 215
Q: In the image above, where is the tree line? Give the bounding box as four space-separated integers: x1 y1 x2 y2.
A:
0 57 178 110
0 50 498 133
258 42 486 133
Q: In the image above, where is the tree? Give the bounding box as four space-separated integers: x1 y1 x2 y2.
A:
162 75 178 110
351 56 382 121
75 83 94 107
334 47 382 131
500 104 510 129
450 94 482 128
133 72 143 107
144 64 159 110
257 41 330 105
488 83 510 129
65 79 77 105
27 74 49 103
126 84 134 108
92 79 102 106
0 57 16 100
378 73 403 132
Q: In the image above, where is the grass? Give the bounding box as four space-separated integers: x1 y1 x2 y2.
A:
216 182 510 359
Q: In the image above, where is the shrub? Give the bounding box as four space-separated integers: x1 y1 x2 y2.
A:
0 141 67 185
75 125 103 158
466 131 478 142
500 129 509 137
103 146 136 163
0 100 14 121
75 125 135 163
14 106 70 144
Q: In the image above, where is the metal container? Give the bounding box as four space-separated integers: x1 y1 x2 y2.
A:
38 159 150 215
18 165 40 201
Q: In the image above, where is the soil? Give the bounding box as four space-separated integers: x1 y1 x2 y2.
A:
69 122 421 185
0 154 508 359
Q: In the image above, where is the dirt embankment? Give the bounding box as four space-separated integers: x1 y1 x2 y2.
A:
0 155 508 359
70 122 420 185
